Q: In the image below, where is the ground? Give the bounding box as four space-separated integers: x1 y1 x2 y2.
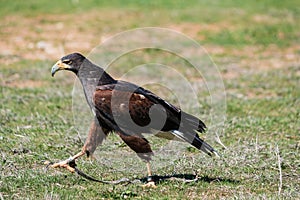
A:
0 1 299 199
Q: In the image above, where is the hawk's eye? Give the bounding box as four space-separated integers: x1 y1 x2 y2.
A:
63 60 72 65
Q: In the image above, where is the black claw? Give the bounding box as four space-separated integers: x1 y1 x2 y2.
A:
68 159 76 168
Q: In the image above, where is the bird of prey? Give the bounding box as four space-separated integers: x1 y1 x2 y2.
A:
49 52 218 187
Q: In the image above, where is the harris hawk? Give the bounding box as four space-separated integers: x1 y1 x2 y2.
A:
49 52 219 186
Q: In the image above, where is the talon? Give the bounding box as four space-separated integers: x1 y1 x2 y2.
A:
45 159 76 173
142 181 157 188
65 165 76 173
45 151 85 174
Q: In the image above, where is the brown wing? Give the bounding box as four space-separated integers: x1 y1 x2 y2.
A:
93 84 155 160
93 84 167 135
92 80 187 134
92 81 215 157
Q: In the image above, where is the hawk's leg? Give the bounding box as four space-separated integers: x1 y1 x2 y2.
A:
46 119 109 173
142 162 156 188
117 133 156 187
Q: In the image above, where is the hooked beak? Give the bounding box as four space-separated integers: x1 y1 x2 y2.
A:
51 60 71 77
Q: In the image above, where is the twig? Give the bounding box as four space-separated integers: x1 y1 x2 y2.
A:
275 145 282 196
255 134 259 154
215 133 227 149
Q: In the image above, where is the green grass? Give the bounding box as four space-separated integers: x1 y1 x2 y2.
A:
1 0 300 46
204 23 298 46
1 1 300 199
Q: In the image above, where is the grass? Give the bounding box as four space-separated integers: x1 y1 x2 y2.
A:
1 1 300 199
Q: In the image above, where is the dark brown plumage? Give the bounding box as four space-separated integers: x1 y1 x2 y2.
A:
49 52 218 186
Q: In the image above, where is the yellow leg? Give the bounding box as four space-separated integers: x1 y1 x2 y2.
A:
142 162 157 188
147 162 152 177
45 149 86 173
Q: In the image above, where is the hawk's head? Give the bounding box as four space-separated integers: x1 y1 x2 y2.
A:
51 53 86 76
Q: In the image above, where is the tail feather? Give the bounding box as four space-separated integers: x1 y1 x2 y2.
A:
171 130 219 157
181 112 206 133
170 111 219 157
192 134 219 157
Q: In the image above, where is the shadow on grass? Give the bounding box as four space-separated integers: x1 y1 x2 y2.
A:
140 174 240 185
